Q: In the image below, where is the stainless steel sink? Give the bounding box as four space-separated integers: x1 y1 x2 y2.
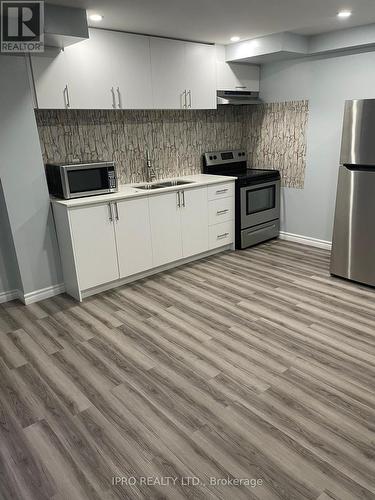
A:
135 180 194 190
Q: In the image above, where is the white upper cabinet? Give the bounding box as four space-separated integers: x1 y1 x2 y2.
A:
215 45 260 91
185 43 216 109
64 29 117 109
110 31 153 109
30 49 69 109
151 37 216 109
150 37 186 109
31 30 218 110
65 29 153 109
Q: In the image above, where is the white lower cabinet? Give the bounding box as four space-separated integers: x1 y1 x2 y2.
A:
180 187 209 257
69 203 119 290
149 186 209 265
53 180 234 300
208 197 234 225
115 198 153 277
149 191 183 267
209 221 234 250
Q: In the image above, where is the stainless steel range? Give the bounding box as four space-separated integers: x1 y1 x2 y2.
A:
203 150 281 249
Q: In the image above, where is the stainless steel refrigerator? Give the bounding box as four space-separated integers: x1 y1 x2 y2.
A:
331 99 375 286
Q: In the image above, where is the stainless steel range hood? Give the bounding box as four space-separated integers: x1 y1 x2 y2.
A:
217 90 262 105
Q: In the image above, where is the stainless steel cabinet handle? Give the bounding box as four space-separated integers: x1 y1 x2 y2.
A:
114 202 119 221
64 85 70 108
181 190 185 207
187 90 192 108
217 209 229 215
108 203 113 222
181 90 187 109
117 87 122 109
216 188 228 194
111 87 116 109
66 85 71 108
235 86 247 89
217 232 229 239
177 191 181 208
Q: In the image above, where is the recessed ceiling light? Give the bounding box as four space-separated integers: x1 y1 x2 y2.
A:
337 10 352 18
89 14 103 22
230 36 240 42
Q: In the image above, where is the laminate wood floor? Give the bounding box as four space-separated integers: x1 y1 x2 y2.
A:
1 240 375 500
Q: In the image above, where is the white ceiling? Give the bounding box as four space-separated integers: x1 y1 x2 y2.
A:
48 0 375 44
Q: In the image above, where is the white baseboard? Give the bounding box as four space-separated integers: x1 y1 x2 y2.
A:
1 233 330 305
0 289 20 304
279 231 332 250
20 283 65 305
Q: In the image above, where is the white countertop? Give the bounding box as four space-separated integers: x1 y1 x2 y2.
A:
51 174 237 208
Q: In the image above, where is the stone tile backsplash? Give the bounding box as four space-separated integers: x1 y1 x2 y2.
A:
35 101 308 188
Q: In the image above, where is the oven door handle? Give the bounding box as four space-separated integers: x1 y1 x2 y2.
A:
247 223 277 236
242 180 279 191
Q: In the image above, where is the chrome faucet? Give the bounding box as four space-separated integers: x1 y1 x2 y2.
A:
146 150 157 183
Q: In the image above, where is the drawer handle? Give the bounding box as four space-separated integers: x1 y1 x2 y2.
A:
216 188 228 194
217 232 229 239
216 209 229 215
247 224 276 236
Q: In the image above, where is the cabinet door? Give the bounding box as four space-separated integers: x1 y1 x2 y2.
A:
180 187 209 258
185 42 216 109
64 29 116 109
150 37 186 109
228 63 260 91
115 197 153 278
69 203 119 290
30 49 68 109
215 45 259 91
149 192 183 266
111 32 153 109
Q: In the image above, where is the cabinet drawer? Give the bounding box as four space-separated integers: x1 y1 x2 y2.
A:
209 221 234 249
208 198 234 225
208 182 234 201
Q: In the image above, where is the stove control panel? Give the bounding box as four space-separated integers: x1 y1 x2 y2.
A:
204 150 247 167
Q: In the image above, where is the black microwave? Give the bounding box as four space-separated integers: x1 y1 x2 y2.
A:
45 161 118 199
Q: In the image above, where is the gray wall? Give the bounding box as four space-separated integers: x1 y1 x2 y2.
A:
0 55 62 297
260 49 375 242
0 182 20 295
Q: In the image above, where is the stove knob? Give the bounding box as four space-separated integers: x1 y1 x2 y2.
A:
213 155 217 160
209 156 213 160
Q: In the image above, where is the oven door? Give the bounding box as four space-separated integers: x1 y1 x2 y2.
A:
240 179 280 229
61 164 116 199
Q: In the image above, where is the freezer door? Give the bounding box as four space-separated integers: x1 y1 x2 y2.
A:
340 99 375 166
331 165 375 286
